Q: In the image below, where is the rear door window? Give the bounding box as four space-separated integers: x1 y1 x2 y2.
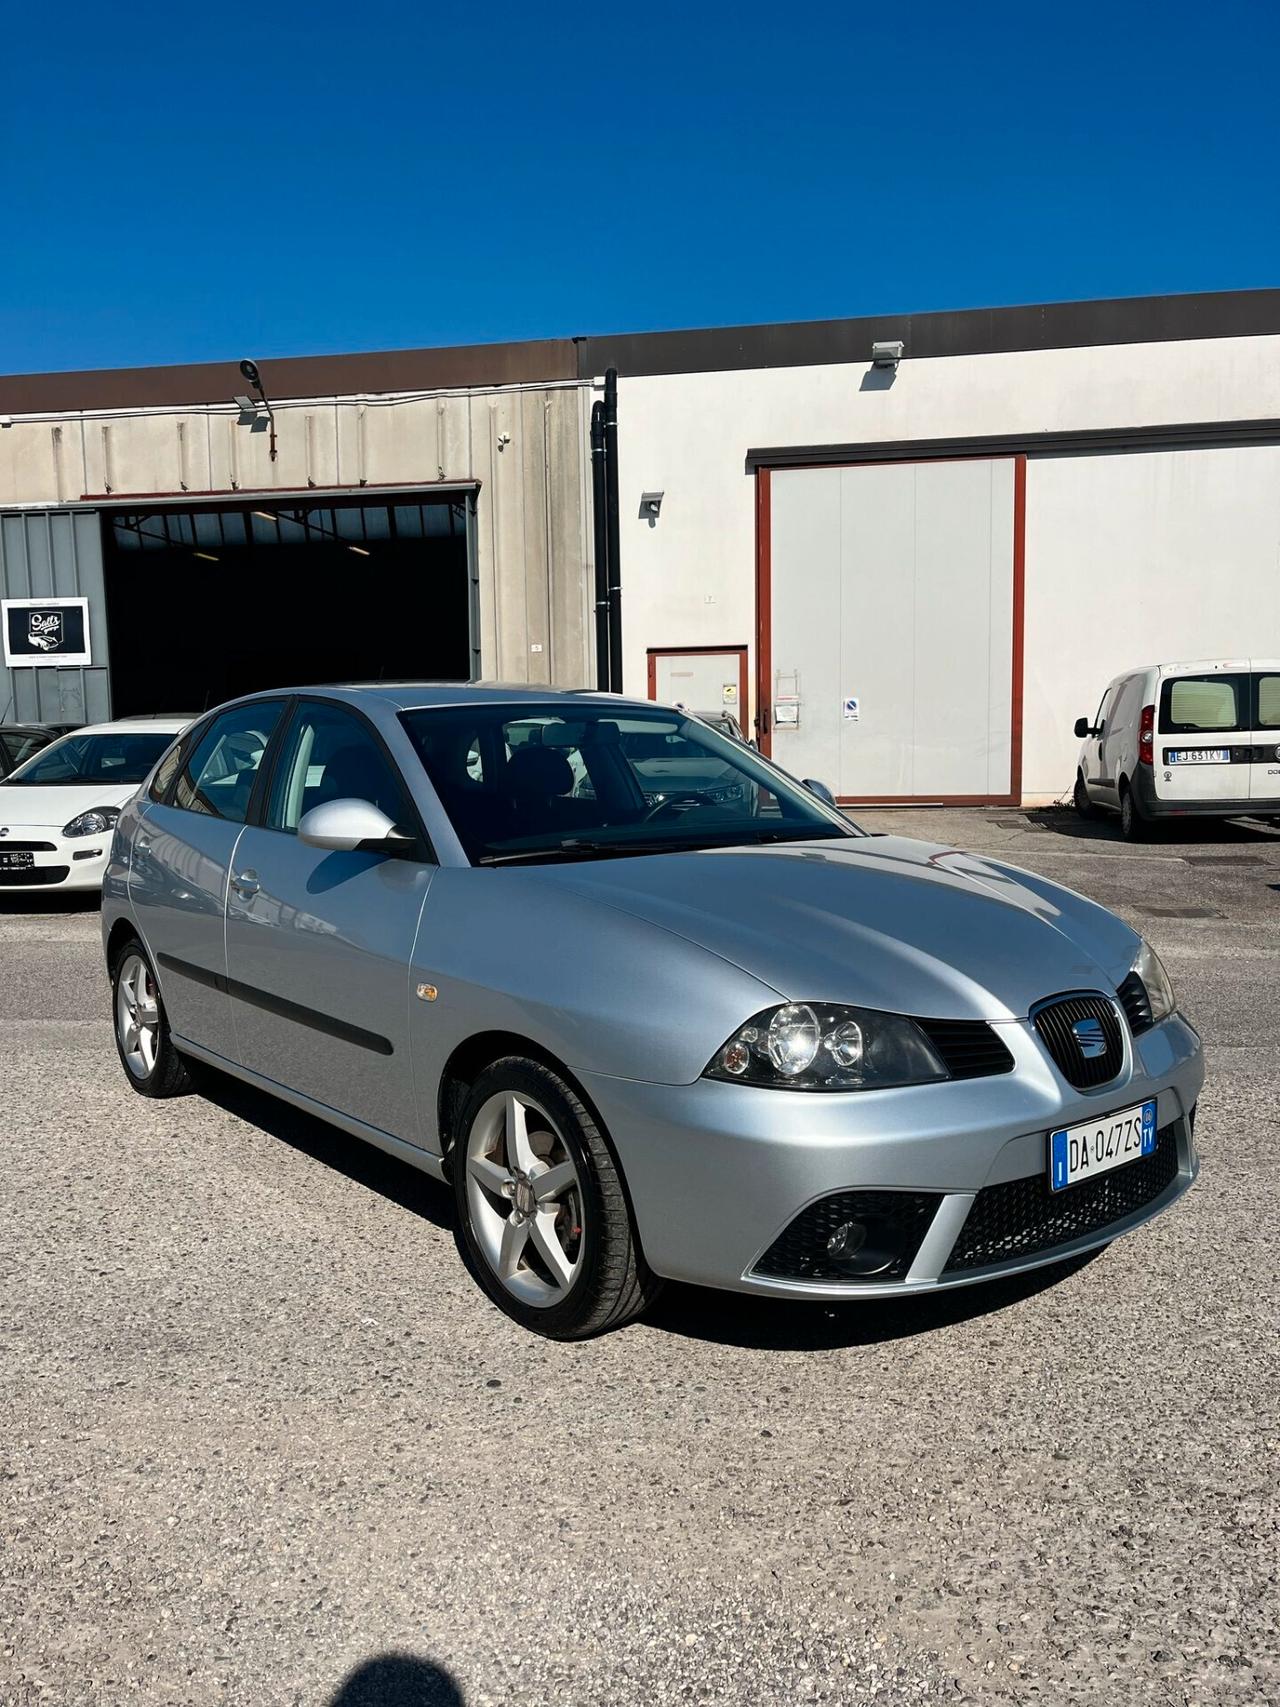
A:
1255 673 1280 729
172 701 286 822
1158 674 1249 735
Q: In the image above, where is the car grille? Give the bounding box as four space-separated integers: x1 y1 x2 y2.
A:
0 864 70 886
1033 993 1124 1088
0 841 57 852
917 1017 1015 1080
1116 971 1154 1035
753 1190 942 1284
942 1119 1182 1273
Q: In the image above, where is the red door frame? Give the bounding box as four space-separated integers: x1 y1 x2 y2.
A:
647 644 750 717
754 454 1027 807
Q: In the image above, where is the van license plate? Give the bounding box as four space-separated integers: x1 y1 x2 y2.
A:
1048 1098 1157 1192
1169 748 1229 763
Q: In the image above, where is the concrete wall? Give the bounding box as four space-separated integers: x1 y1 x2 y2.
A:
0 380 596 692
615 333 1280 800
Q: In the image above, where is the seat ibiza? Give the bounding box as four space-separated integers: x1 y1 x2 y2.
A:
103 685 1203 1338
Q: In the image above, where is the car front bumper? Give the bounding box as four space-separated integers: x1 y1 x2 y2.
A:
0 827 110 892
581 1012 1204 1298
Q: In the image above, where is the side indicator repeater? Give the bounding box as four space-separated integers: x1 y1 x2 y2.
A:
416 983 439 1003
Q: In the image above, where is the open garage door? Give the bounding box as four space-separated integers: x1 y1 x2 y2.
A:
758 457 1024 804
102 492 476 719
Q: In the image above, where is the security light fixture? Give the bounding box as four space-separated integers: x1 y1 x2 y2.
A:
234 394 258 413
235 357 277 461
871 340 904 370
639 491 664 524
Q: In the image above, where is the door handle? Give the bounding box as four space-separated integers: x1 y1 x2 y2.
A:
231 869 260 898
135 837 152 855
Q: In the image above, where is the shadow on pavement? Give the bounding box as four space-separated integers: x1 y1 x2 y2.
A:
1023 807 1279 845
647 1247 1103 1351
328 1653 464 1705
198 1067 453 1231
0 891 101 914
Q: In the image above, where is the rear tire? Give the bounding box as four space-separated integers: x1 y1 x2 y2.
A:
1119 782 1149 842
452 1056 661 1339
1072 773 1096 819
111 939 196 1098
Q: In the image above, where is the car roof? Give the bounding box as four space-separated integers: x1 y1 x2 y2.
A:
52 716 192 736
223 682 658 714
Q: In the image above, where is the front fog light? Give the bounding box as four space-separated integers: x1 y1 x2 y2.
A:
826 1216 906 1277
766 1004 821 1076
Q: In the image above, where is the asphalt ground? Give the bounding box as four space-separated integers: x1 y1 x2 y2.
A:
2 806 1277 1707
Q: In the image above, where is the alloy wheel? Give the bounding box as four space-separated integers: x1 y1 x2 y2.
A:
116 951 160 1079
464 1091 585 1306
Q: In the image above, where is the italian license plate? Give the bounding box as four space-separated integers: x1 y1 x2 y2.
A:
0 851 34 869
1048 1098 1157 1192
1169 748 1229 763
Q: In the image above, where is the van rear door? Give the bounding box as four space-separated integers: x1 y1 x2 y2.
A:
1248 667 1280 807
1153 669 1250 805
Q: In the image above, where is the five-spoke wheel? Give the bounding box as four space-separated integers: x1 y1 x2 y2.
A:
110 939 195 1097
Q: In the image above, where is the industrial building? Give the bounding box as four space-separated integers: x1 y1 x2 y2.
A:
3 288 1279 804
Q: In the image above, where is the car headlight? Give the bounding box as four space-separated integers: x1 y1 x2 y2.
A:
1130 939 1176 1024
62 807 120 839
704 1002 948 1091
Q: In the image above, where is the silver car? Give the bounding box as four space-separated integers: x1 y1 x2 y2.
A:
103 684 1204 1339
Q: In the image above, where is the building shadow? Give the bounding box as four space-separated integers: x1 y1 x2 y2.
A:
645 1247 1102 1351
327 1653 464 1706
197 1066 453 1231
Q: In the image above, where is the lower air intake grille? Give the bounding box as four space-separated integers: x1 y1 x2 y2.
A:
1033 993 1124 1088
753 1190 942 1284
917 1018 1015 1080
0 864 68 886
943 1120 1181 1273
1116 972 1154 1035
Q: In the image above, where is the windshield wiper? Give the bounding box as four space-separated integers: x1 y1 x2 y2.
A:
475 825 855 866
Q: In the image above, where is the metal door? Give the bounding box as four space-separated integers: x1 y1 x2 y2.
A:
0 510 110 726
762 459 1020 802
1153 668 1249 805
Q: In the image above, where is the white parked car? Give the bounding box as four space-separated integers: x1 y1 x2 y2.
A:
1073 659 1280 838
0 717 191 893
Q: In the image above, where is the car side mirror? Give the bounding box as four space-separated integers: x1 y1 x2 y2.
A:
298 798 417 854
1073 717 1091 739
802 778 838 808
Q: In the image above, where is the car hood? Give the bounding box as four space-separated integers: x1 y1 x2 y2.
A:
0 782 138 828
529 835 1141 1022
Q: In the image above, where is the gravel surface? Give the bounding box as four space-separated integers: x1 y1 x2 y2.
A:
2 808 1277 1707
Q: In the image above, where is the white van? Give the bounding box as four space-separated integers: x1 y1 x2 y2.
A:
1073 659 1280 839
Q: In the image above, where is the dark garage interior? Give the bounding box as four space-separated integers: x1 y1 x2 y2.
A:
103 495 474 717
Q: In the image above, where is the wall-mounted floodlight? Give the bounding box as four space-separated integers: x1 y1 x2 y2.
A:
871 340 904 370
234 357 277 461
639 491 664 526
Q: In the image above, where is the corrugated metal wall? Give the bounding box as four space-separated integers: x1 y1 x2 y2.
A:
0 381 595 696
0 509 110 725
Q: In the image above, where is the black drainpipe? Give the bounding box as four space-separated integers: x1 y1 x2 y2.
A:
602 368 623 692
589 399 610 690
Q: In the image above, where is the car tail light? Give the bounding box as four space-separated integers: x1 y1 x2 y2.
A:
1138 704 1155 765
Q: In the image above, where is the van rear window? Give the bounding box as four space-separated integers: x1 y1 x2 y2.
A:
1159 674 1248 734
1258 675 1280 728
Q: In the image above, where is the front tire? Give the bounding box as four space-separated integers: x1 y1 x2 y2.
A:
111 939 196 1098
452 1056 661 1339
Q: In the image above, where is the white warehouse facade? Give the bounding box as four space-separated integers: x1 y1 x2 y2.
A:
2 289 1279 805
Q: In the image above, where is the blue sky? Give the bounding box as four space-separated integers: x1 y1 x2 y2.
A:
2 0 1277 374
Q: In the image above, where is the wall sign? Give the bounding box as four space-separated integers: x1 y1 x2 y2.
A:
842 694 860 722
2 598 92 668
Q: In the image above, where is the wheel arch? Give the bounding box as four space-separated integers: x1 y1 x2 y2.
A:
105 917 142 971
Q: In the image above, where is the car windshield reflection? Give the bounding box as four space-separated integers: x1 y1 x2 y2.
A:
400 703 857 865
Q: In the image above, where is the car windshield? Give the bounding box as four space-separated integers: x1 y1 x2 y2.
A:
3 730 174 787
400 702 858 864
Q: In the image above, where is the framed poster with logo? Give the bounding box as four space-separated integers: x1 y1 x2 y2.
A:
2 598 92 668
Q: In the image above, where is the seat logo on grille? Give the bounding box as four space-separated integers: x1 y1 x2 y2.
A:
1072 1016 1108 1058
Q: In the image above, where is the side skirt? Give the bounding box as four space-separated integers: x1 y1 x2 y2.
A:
172 1035 449 1184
